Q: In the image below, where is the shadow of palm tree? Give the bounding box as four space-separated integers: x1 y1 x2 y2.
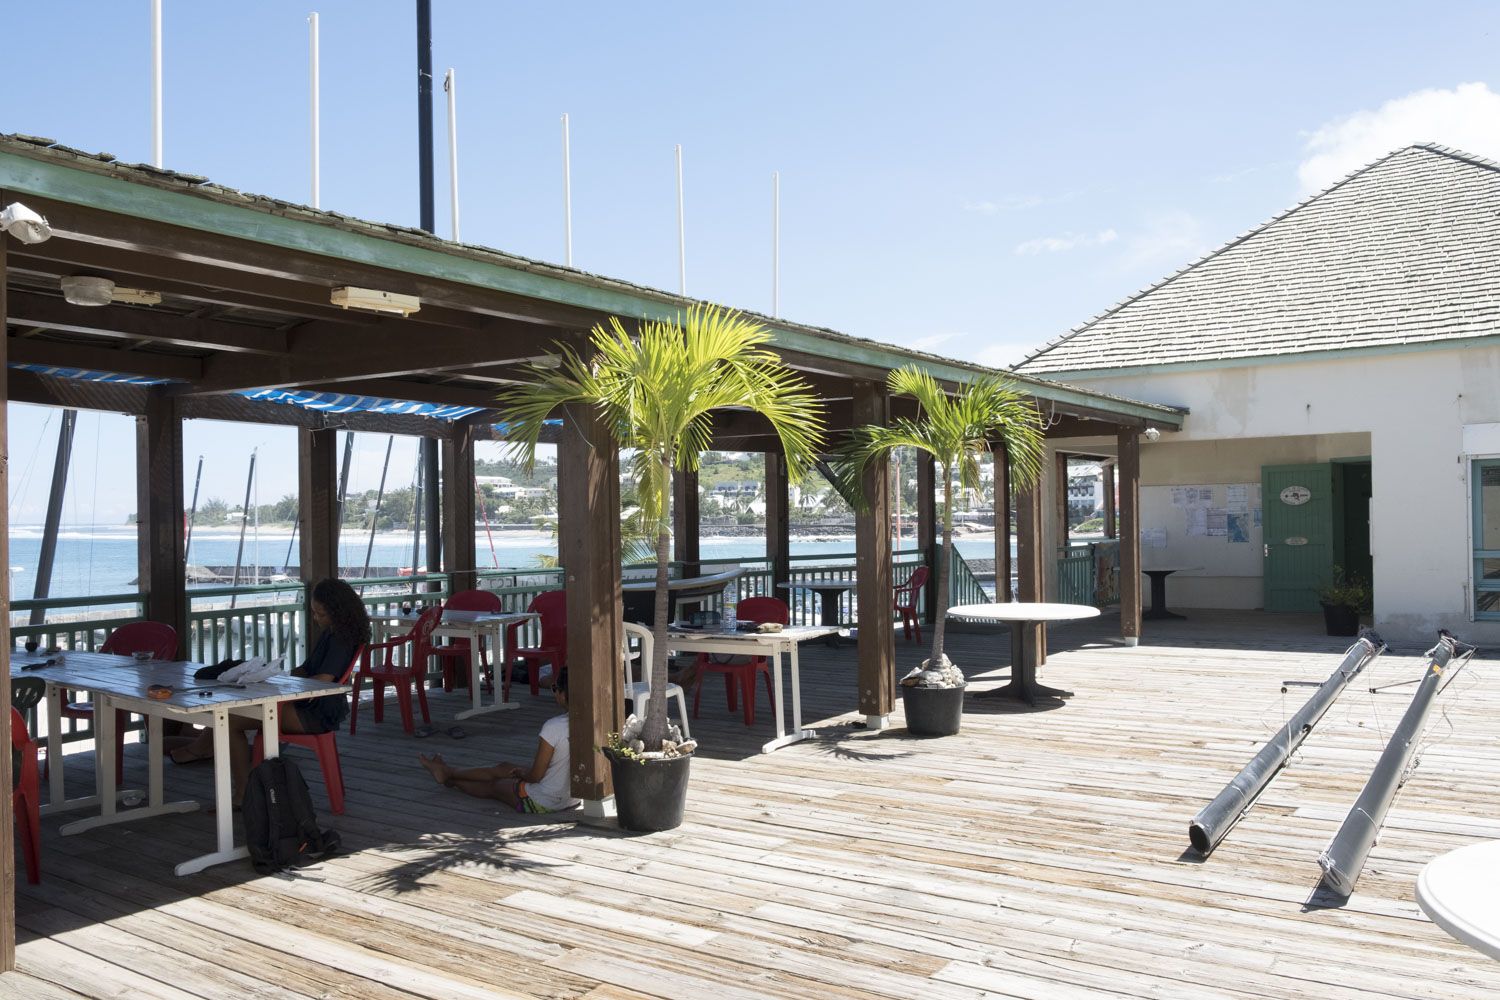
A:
354 822 599 894
803 727 915 761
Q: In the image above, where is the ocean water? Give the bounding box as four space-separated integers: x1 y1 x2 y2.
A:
7 524 1008 605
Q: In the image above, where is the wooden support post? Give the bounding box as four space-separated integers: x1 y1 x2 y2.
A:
993 446 1012 602
916 451 938 625
0 230 13 972
1117 430 1141 646
441 424 477 595
1055 451 1070 550
1102 459 1117 539
136 389 188 655
559 403 623 812
853 380 895 728
672 466 701 579
422 438 441 591
298 427 339 644
765 450 791 594
1015 474 1045 664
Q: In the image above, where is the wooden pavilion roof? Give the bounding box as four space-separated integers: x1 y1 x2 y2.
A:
0 133 1185 443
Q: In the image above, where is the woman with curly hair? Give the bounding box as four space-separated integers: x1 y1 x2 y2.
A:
171 578 369 805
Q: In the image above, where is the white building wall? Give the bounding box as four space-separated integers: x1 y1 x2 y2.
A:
1053 343 1500 644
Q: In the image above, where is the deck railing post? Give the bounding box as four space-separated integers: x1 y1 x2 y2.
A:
298 426 340 645
765 450 791 595
441 424 477 595
1117 430 1141 647
853 379 895 728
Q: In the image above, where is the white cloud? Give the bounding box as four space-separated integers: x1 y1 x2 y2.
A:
1013 228 1118 255
1298 82 1500 193
965 195 1043 215
1116 212 1205 271
907 331 957 351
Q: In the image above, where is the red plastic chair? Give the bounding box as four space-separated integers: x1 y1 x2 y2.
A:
894 566 930 643
503 590 567 700
350 605 443 735
11 706 41 884
693 596 785 727
61 621 179 784
252 644 363 814
431 589 503 692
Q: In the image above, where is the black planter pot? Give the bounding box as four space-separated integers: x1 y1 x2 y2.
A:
607 748 692 832
1321 602 1361 637
902 684 965 737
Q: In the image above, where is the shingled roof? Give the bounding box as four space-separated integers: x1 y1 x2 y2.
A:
1014 144 1500 375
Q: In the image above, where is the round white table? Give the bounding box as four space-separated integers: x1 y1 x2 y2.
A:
1417 840 1500 959
948 602 1100 704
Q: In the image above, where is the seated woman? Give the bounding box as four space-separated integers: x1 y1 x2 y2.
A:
169 577 369 805
418 669 579 814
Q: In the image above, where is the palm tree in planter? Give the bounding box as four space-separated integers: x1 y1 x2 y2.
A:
837 366 1044 736
497 305 824 830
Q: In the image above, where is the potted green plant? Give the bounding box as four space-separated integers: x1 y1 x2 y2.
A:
1318 567 1372 637
836 366 1043 736
498 305 823 830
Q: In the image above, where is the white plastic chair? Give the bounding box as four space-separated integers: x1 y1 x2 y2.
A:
622 621 690 739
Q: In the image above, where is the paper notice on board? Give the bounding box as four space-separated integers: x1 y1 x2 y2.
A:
1205 508 1228 536
1186 508 1208 536
1253 507 1262 527
1227 512 1249 543
1226 484 1249 504
1141 527 1167 548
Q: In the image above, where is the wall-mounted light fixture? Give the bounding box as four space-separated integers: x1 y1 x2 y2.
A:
1143 426 1161 442
330 286 421 316
0 202 52 244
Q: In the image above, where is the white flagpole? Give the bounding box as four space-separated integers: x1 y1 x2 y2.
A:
444 68 460 242
675 144 686 296
772 171 780 318
151 0 163 167
562 113 573 266
309 12 320 208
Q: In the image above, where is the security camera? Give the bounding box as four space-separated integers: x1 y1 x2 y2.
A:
0 202 53 244
1142 427 1161 442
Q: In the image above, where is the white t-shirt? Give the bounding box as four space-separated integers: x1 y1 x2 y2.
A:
526 713 579 812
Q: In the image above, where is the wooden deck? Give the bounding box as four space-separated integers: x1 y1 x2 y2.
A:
6 612 1500 999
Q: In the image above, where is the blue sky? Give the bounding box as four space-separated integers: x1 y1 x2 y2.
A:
7 1 1500 521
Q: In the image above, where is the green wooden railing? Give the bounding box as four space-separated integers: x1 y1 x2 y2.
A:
187 582 306 666
1056 539 1120 607
948 549 988 609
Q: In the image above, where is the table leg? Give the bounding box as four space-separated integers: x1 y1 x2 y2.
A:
174 705 250 876
976 622 1074 704
1143 571 1185 621
59 700 195 834
46 684 64 803
761 644 811 754
454 623 518 720
147 713 164 808
260 701 279 759
97 693 118 821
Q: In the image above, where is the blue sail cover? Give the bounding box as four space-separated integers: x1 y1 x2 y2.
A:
11 363 173 386
238 387 484 421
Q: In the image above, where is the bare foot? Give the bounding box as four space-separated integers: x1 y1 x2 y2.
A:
418 753 451 785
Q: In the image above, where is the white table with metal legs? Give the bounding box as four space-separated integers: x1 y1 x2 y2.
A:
14 651 344 875
372 609 538 719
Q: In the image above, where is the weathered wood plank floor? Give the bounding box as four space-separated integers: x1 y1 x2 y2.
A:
6 611 1500 998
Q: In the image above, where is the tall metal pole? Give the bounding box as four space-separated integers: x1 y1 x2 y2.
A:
675 143 686 296
151 0 163 168
410 452 424 594
416 0 442 592
562 113 573 266
184 454 203 565
309 11 320 208
444 68 460 242
28 410 76 626
229 449 257 609
1188 631 1385 855
335 430 354 566
1317 631 1468 896
772 170 780 318
363 436 394 578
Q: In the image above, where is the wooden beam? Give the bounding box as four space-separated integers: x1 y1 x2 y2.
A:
441 425 477 594
764 451 791 593
1015 473 1045 664
1055 451 1071 550
1117 430 1141 646
136 390 187 655
8 334 203 381
1102 460 1117 539
672 467 700 579
558 401 622 808
6 290 288 354
916 452 938 625
852 380 895 726
993 446 1012 602
0 221 14 973
298 428 340 626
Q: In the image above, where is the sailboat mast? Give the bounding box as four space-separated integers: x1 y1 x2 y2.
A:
230 449 257 608
363 436 394 578
184 454 203 565
29 409 77 626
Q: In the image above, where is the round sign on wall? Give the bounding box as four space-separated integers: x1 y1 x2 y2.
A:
1279 485 1312 506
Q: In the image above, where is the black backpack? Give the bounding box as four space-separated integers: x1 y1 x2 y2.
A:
241 757 341 874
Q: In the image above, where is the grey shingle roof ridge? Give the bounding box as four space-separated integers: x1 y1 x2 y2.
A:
1011 143 1469 372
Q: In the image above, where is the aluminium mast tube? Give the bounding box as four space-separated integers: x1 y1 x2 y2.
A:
1189 630 1386 855
1317 631 1466 896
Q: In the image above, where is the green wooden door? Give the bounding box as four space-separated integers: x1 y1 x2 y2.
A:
1262 463 1336 612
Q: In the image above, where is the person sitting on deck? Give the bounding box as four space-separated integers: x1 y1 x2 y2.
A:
418 668 580 814
167 578 369 805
